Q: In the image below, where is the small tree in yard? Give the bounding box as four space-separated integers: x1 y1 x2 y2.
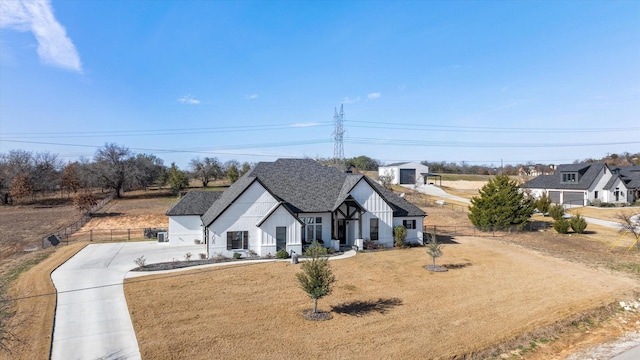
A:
553 218 570 234
468 174 535 231
536 192 552 214
570 214 588 234
296 242 335 318
426 233 443 270
548 204 564 221
394 225 408 248
618 213 640 250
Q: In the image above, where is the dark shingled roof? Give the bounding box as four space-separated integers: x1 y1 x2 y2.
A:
166 191 223 216
201 159 425 226
523 163 606 190
615 166 640 189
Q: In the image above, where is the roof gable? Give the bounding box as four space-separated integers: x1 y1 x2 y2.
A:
166 191 222 216
524 163 606 190
201 159 426 226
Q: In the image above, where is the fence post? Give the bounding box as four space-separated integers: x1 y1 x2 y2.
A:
110 229 113 242
128 229 131 240
90 229 93 242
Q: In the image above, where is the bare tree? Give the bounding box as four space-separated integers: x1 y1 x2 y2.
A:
618 213 640 250
73 190 98 214
190 157 221 187
32 152 62 197
92 143 134 198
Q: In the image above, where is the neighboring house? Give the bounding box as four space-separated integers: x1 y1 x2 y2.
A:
518 164 554 178
168 159 426 258
378 162 430 185
166 191 222 246
523 163 640 206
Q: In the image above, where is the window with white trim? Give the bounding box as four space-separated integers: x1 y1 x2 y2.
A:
302 217 322 242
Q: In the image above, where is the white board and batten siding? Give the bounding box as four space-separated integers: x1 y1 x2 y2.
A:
207 181 278 257
393 217 424 244
350 179 395 247
168 216 203 246
258 204 302 256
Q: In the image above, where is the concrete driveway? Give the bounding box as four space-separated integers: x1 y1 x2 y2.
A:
50 242 205 360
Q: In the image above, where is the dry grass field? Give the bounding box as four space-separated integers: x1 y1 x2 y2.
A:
124 238 639 359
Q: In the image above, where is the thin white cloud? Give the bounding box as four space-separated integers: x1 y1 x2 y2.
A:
178 95 201 105
342 96 360 104
246 94 259 100
0 0 82 72
290 122 321 128
367 92 381 100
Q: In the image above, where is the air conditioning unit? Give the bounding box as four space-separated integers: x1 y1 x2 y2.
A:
157 232 168 243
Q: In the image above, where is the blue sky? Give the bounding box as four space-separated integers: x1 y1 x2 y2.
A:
1 0 638 169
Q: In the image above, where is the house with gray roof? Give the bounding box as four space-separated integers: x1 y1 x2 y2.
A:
166 191 222 245
168 158 426 258
523 163 639 206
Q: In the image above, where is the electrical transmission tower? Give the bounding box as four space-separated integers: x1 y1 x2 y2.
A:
333 104 345 169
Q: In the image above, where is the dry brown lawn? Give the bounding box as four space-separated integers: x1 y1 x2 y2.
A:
1 242 86 360
567 206 640 223
124 237 639 359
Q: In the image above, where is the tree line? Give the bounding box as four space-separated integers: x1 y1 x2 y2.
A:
0 143 253 205
2 144 637 206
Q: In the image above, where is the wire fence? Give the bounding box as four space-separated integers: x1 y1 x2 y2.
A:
42 193 115 248
43 227 167 247
423 221 551 240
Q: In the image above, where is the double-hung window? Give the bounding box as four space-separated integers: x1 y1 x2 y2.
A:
227 231 249 250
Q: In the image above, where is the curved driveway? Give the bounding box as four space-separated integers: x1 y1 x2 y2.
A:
50 242 357 360
51 242 205 360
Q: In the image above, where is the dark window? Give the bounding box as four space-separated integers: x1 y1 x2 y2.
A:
562 173 576 182
370 218 379 241
227 231 248 250
276 227 286 251
594 191 598 199
403 220 416 229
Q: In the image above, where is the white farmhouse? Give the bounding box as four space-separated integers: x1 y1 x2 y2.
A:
523 163 640 206
378 162 430 185
167 159 426 258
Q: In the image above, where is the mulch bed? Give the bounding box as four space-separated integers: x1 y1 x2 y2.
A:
302 309 333 321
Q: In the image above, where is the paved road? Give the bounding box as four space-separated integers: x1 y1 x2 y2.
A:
51 242 205 360
406 183 471 204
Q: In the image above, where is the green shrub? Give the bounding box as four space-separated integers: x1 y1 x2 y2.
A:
570 215 588 234
553 218 570 234
536 193 551 214
275 249 290 259
549 204 564 221
394 225 408 248
591 198 602 207
233 252 242 259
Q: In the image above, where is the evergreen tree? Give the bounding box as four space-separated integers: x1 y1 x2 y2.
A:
167 163 189 195
296 242 335 314
468 175 535 231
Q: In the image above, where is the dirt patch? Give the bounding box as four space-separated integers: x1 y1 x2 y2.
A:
124 237 639 359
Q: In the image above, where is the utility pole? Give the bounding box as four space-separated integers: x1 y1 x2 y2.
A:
333 104 345 170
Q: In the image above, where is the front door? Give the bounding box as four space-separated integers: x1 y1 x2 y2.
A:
337 220 346 245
